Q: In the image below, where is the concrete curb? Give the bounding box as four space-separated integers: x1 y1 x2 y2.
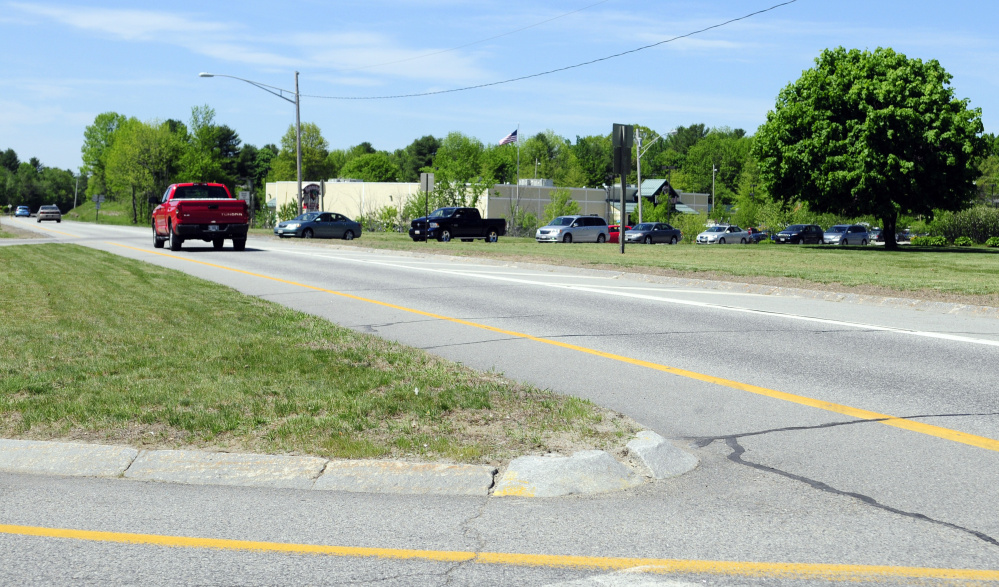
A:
0 432 699 497
626 431 699 479
493 450 644 497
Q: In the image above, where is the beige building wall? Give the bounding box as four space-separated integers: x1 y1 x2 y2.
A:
486 184 618 223
265 181 488 221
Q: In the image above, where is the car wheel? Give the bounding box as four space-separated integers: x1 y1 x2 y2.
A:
719 238 726 244
343 231 355 241
842 239 848 246
153 224 164 249
486 229 499 243
670 236 677 245
563 233 572 243
740 238 747 244
303 228 313 239
597 233 606 243
212 239 224 250
169 223 182 251
644 236 652 244
232 238 246 251
439 229 451 242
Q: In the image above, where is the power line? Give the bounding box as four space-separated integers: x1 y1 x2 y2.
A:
338 0 611 72
303 0 800 101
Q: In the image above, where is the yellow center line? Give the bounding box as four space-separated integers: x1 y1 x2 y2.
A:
2 523 997 581
109 243 999 453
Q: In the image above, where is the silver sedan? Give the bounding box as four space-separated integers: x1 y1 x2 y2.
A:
696 225 750 244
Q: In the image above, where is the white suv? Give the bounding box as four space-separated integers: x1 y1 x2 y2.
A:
536 215 608 243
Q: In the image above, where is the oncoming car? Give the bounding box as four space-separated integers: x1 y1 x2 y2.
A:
274 212 362 240
696 225 749 244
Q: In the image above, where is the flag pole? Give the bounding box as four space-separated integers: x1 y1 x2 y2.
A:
516 123 520 223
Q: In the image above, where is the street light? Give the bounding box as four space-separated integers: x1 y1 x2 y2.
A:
199 71 302 211
635 129 668 224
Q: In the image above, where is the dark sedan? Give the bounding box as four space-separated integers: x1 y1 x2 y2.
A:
774 224 823 244
624 222 682 244
274 212 362 240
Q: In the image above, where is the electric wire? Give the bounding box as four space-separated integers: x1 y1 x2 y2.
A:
339 0 611 72
302 0 799 100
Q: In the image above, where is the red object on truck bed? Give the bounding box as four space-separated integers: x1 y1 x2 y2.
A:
151 183 250 251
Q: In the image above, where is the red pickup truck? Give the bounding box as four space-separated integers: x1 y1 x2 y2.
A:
151 183 250 251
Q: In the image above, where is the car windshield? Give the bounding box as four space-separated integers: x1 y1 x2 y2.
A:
428 208 456 219
293 213 320 222
549 217 575 226
633 223 655 231
706 226 726 233
783 224 805 231
828 226 848 233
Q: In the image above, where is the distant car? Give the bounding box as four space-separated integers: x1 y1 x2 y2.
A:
774 224 823 244
15 206 30 217
535 215 608 243
696 225 750 244
36 205 62 223
747 228 770 243
624 222 682 244
274 211 362 240
823 224 870 246
607 225 631 244
871 228 884 243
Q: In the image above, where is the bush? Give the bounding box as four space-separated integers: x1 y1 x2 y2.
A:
911 235 948 247
987 237 999 248
954 236 975 247
936 205 999 242
277 201 299 222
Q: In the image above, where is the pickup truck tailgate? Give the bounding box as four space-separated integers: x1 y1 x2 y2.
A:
175 200 248 224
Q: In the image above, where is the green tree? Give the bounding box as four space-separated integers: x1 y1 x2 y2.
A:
542 187 580 223
268 123 330 183
396 135 439 182
754 47 987 249
339 152 400 182
572 134 612 188
430 132 489 207
177 105 240 187
1 148 19 173
81 111 127 199
107 118 185 223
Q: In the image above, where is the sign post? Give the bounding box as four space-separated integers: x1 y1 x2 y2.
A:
92 194 105 223
612 124 634 254
419 172 434 243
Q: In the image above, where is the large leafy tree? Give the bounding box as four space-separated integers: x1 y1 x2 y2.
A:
430 132 489 207
754 47 987 249
339 152 400 182
268 123 330 182
106 118 186 223
81 111 127 198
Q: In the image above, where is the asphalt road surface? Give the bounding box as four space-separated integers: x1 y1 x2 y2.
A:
2 218 998 586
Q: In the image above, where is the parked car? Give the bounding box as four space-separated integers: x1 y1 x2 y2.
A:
774 224 824 244
536 215 608 243
275 211 362 240
747 228 770 243
36 205 62 223
607 224 631 244
624 222 682 244
696 225 750 244
823 224 870 245
871 228 884 243
409 207 506 242
14 206 30 217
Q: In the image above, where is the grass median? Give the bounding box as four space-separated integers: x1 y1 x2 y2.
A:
315 232 999 304
0 244 637 464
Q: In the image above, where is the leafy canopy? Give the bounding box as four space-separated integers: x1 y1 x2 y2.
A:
753 47 987 248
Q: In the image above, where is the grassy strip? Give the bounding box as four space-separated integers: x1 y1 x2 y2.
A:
0 244 636 464
323 232 999 300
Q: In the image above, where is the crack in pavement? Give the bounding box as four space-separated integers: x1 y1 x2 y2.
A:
700 434 999 548
691 411 999 448
443 497 491 586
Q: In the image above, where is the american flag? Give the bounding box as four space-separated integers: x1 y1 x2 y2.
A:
499 129 518 145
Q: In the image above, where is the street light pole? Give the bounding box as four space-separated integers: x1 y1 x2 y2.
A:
635 130 666 224
199 71 302 210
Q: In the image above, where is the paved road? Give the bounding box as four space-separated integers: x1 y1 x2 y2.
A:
3 218 999 585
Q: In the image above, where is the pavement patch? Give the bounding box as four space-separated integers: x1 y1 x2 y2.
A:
123 449 327 490
493 450 643 497
0 439 137 478
315 460 497 496
626 431 699 479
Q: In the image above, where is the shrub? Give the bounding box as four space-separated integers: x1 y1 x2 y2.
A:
277 201 299 222
953 236 975 247
987 237 999 248
936 205 999 242
911 235 948 247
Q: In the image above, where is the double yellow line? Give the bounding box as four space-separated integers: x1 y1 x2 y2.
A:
114 243 999 454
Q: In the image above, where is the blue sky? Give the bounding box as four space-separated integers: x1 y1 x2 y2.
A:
2 0 998 172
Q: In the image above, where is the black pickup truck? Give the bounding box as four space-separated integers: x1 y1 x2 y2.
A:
409 207 507 242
